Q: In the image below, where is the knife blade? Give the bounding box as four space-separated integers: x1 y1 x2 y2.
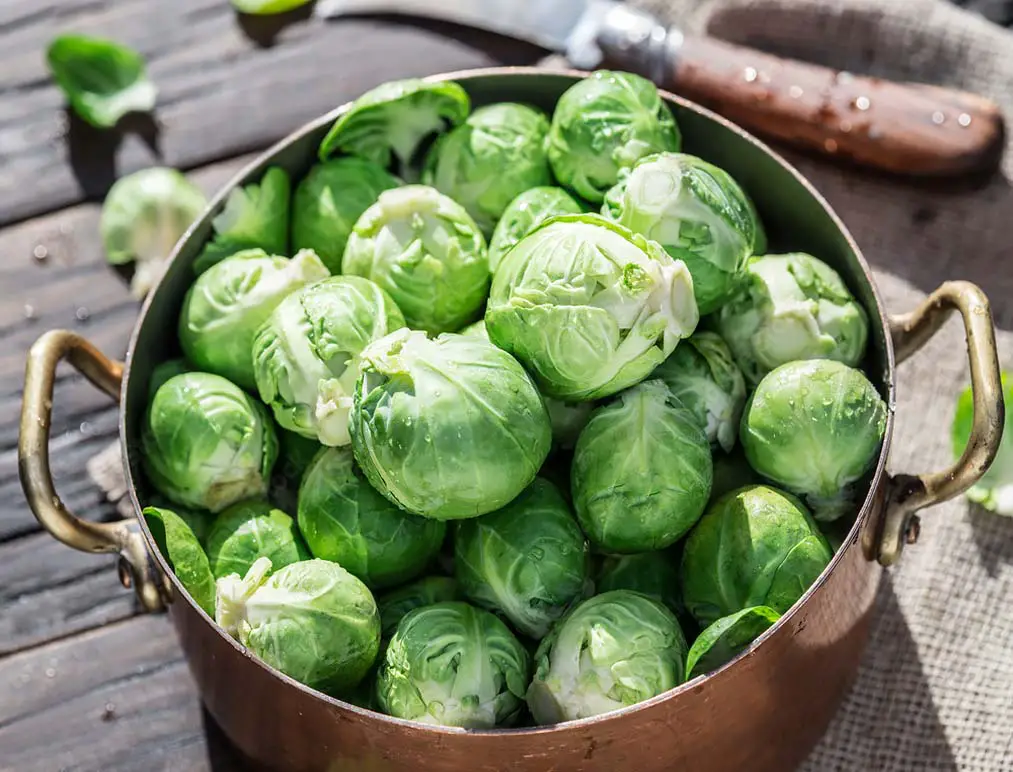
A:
316 0 1005 178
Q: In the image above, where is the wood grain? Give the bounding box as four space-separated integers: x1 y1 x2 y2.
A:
0 615 245 771
0 0 543 226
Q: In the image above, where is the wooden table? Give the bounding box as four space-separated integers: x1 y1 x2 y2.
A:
0 4 543 768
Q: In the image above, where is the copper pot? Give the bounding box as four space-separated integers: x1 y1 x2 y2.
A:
18 68 1005 772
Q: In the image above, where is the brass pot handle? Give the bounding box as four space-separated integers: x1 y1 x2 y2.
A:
878 281 1005 566
19 330 169 611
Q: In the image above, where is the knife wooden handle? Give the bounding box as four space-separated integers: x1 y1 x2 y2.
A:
595 8 1005 177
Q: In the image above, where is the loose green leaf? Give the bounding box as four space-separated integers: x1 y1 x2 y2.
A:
685 606 780 681
143 506 216 615
953 372 1013 515
231 0 312 14
46 34 157 128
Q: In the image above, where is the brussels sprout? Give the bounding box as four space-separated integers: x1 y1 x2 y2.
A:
460 319 592 449
351 329 552 520
46 34 157 128
216 557 380 694
716 253 869 385
488 187 584 273
740 359 887 521
709 449 762 502
455 478 590 639
179 248 328 390
291 157 401 273
193 167 291 275
143 506 215 616
253 276 405 446
953 372 1013 515
376 601 531 728
681 485 833 627
603 153 757 314
100 168 207 298
205 499 309 579
572 380 712 552
547 71 681 203
318 79 471 168
685 606 780 681
486 214 699 401
147 358 192 400
148 494 212 546
298 447 446 589
142 372 277 512
596 551 682 616
650 331 747 452
377 576 460 638
527 590 686 724
342 185 489 333
423 103 552 235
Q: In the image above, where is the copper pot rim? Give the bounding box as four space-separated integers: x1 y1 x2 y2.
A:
121 66 897 736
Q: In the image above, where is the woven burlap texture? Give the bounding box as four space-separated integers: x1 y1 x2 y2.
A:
625 0 1013 769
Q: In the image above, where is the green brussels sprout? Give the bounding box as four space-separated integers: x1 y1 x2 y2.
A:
488 186 584 273
740 359 887 521
298 447 446 589
351 329 552 520
253 276 406 447
342 185 489 333
423 103 552 235
460 319 592 449
205 499 310 579
46 34 156 128
194 167 291 275
455 478 590 639
650 331 747 452
142 372 277 512
216 557 380 694
709 449 762 502
486 213 699 401
716 253 869 385
148 494 212 546
572 380 712 552
685 606 780 681
147 358 192 401
376 601 531 727
681 485 833 627
179 248 329 390
953 372 1013 515
603 153 758 314
596 551 682 616
377 576 459 638
318 79 471 168
291 157 401 273
547 71 681 203
143 506 215 616
527 590 686 724
100 168 207 298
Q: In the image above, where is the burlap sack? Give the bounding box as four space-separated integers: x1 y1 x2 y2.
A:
625 1 1013 769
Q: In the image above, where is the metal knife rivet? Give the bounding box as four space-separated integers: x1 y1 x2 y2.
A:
824 139 838 153
789 86 804 99
931 111 946 125
958 113 972 127
834 71 854 84
853 96 871 111
743 67 758 83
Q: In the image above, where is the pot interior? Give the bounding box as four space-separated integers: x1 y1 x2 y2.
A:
122 65 894 682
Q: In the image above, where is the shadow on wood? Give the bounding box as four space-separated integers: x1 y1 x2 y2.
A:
236 1 318 49
66 110 162 201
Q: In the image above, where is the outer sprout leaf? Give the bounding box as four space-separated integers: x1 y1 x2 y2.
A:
377 576 459 638
46 34 157 128
143 506 216 616
231 0 312 14
952 372 1013 514
685 606 780 681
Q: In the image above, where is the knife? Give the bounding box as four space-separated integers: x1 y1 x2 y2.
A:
316 0 1005 178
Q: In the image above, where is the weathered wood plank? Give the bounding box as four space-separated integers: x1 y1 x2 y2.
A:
0 155 252 542
0 614 246 771
0 532 136 657
0 1 543 225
